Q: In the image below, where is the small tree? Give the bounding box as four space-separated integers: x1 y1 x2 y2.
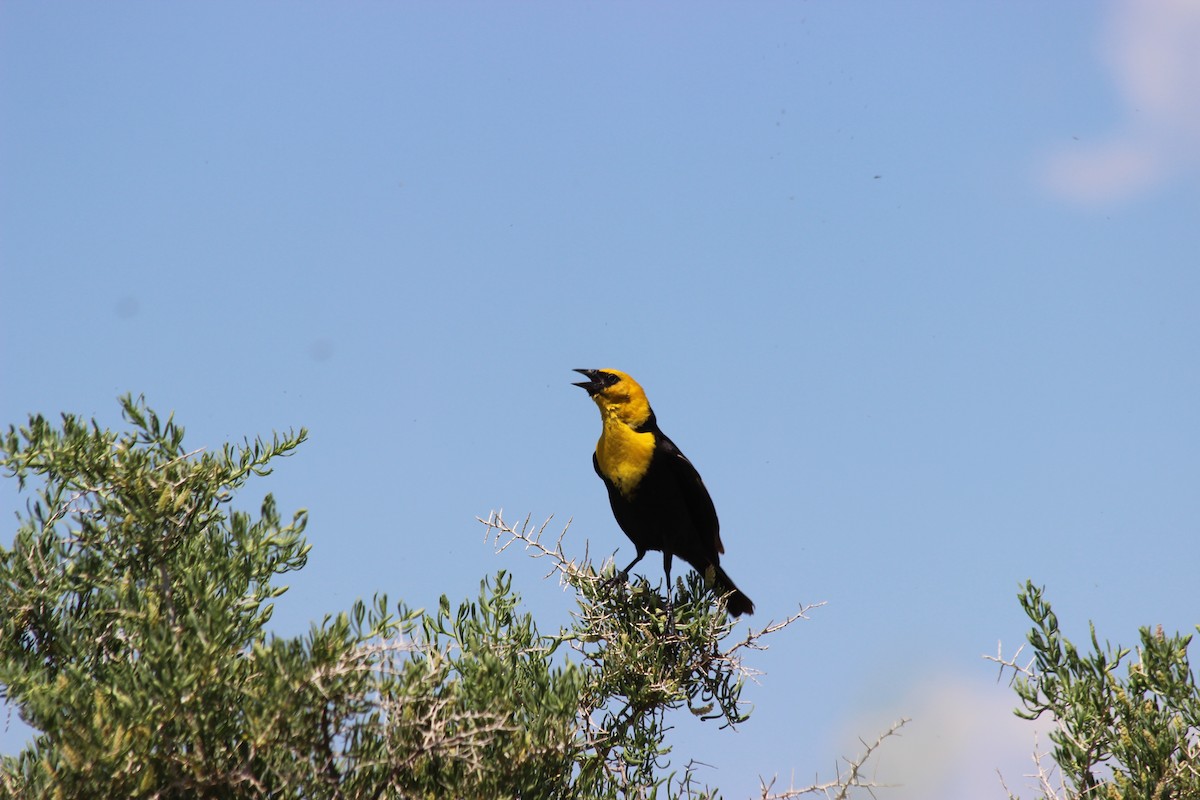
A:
991 582 1200 800
1 397 898 799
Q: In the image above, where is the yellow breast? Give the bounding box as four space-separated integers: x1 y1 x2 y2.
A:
595 414 656 498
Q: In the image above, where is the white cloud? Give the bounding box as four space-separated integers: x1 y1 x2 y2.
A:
833 675 1057 800
1041 0 1200 204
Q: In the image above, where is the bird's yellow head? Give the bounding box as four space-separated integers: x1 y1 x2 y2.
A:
573 368 654 429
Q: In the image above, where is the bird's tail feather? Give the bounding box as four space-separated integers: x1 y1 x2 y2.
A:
712 565 754 617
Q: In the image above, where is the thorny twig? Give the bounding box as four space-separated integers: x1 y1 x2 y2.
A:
985 640 1036 686
757 718 910 800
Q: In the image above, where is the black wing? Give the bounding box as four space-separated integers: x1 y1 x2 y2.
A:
653 431 722 557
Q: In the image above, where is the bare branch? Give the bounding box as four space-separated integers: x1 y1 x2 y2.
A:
985 640 1036 685
758 718 909 799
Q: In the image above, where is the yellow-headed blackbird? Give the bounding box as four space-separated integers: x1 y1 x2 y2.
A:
573 368 754 617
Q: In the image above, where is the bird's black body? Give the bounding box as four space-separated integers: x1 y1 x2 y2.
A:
574 368 754 617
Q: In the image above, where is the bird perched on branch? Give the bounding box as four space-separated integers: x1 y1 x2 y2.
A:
573 368 754 617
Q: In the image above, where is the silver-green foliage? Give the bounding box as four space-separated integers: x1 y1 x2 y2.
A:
1003 582 1199 800
0 398 774 800
1 397 313 796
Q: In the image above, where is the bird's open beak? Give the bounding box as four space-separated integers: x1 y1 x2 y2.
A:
573 368 603 395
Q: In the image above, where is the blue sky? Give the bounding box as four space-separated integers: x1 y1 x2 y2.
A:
2 3 1198 797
